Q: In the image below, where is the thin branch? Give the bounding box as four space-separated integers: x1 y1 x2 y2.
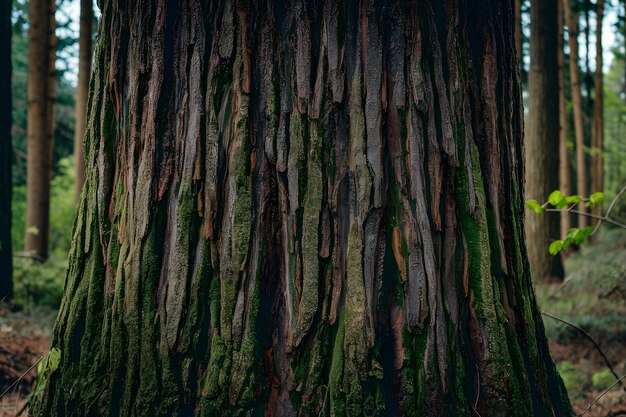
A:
592 185 626 235
542 312 625 393
544 208 626 229
579 375 626 417
0 356 43 400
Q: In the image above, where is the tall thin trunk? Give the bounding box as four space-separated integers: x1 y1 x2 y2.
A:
32 1 572 416
74 0 93 202
558 0 572 236
0 0 13 300
591 0 604 219
25 0 56 260
565 0 588 228
515 0 523 65
47 2 57 179
584 0 593 104
526 0 564 282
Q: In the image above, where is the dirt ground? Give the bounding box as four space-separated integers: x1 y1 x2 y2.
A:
0 308 52 417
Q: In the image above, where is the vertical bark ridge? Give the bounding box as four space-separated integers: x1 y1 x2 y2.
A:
35 1 573 416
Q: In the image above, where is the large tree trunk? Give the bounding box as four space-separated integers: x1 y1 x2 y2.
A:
565 0 589 228
525 0 564 282
25 0 56 260
73 0 93 202
33 1 572 416
591 0 604 218
0 0 12 299
558 0 572 237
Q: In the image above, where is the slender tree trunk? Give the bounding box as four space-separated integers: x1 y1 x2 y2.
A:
558 0 572 237
32 1 572 416
74 0 93 202
565 0 589 228
25 0 56 260
591 0 604 219
584 0 593 104
526 0 564 282
0 0 13 300
515 0 523 65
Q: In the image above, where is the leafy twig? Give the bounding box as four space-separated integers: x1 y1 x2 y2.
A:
527 187 626 254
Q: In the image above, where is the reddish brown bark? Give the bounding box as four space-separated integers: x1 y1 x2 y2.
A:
559 0 572 236
25 0 56 260
565 0 589 228
74 0 93 201
525 0 565 282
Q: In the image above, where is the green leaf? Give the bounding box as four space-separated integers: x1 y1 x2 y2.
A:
548 190 565 207
549 240 563 255
566 228 580 238
526 200 545 214
588 192 605 207
37 357 45 375
562 237 573 250
38 347 61 380
48 347 61 373
555 199 569 209
565 195 582 204
571 229 586 245
582 227 594 235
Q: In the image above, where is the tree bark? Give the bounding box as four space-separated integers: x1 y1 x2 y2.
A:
515 0 523 65
25 0 56 260
565 0 589 228
33 1 573 416
525 0 564 282
558 0 572 237
591 0 604 218
74 0 93 202
0 0 13 299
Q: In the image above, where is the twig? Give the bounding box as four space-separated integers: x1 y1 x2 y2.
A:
15 400 28 417
0 356 43 400
542 312 625 393
592 185 626 235
544 208 626 230
14 382 22 415
579 375 626 417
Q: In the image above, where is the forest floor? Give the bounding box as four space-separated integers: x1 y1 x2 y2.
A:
0 229 624 416
0 307 54 417
537 227 626 416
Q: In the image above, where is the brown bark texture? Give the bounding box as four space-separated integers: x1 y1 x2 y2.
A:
33 1 572 416
0 0 12 298
558 0 572 236
591 0 604 218
25 0 56 260
74 0 94 201
564 0 589 228
525 0 564 281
